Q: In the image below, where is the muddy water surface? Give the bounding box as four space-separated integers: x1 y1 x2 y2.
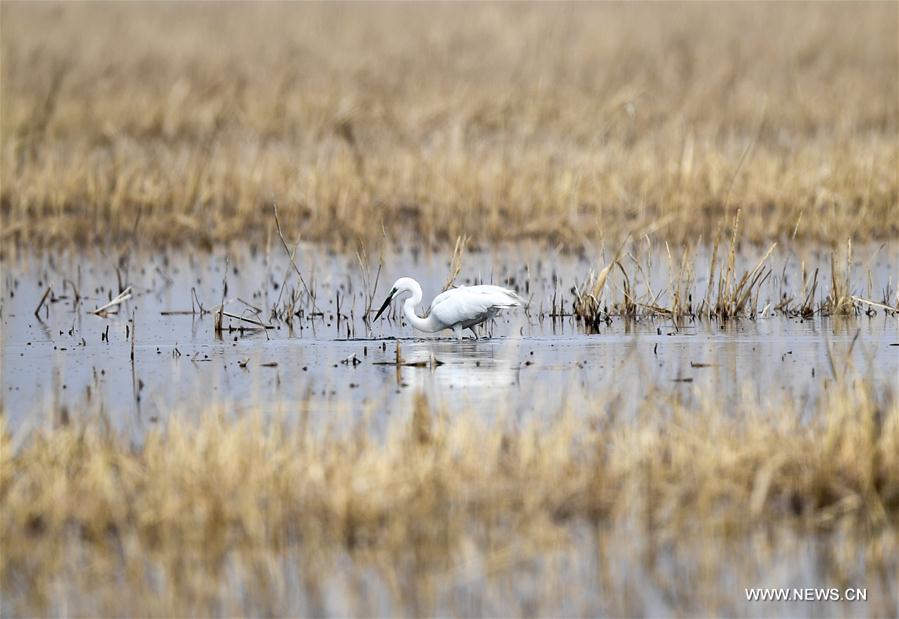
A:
2 244 898 437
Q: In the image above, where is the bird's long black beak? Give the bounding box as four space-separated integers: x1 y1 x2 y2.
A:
373 288 396 321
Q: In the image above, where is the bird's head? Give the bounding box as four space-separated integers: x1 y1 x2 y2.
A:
373 277 419 321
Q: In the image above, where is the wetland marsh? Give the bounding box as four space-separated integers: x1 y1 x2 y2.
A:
3 242 899 435
2 240 898 616
2 2 898 617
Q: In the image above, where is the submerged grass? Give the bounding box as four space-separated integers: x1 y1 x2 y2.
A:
573 215 898 324
1 377 897 615
2 3 897 249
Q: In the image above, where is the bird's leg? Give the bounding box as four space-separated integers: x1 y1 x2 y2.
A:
468 326 479 340
453 325 463 341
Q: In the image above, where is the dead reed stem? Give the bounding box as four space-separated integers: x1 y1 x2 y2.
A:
442 235 468 292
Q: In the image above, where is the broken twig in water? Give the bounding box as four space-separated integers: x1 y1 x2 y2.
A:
272 203 319 312
34 286 52 318
220 311 275 329
93 286 132 316
213 257 228 334
373 342 444 368
341 353 362 366
851 296 896 313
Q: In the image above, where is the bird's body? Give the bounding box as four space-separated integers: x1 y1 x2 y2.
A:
373 277 524 340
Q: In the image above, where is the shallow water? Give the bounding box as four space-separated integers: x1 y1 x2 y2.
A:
2 243 898 617
2 243 898 437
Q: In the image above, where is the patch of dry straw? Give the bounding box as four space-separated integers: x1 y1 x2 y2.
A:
2 3 897 248
1 376 897 614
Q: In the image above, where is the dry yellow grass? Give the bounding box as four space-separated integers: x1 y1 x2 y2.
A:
573 217 899 322
2 3 897 248
2 377 897 615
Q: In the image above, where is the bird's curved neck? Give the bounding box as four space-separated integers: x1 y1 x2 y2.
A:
402 291 442 333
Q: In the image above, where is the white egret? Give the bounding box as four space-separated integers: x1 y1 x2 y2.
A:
372 277 525 340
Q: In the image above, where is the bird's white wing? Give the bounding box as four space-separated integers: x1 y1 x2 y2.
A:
468 285 526 306
429 285 523 327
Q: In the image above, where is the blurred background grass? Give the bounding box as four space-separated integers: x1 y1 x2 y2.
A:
2 2 897 247
3 376 897 616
